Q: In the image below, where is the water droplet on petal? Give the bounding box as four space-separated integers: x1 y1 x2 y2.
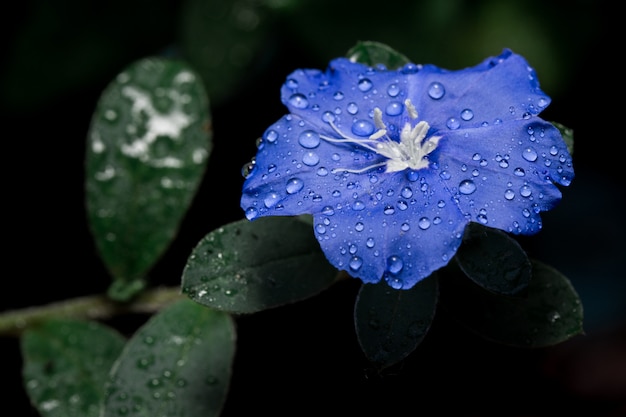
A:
264 192 280 208
333 91 344 100
520 185 532 197
384 205 395 215
461 109 474 121
265 129 278 143
459 179 477 195
514 167 526 177
285 177 304 194
366 237 375 248
522 147 538 162
351 119 375 136
504 189 515 200
302 151 320 166
401 186 413 198
428 82 445 99
288 93 308 109
298 130 320 148
347 102 359 114
446 117 460 130
286 78 298 89
385 101 403 116
387 255 404 274
387 83 400 97
245 207 258 220
349 256 363 271
358 78 373 92
352 201 365 211
418 217 431 229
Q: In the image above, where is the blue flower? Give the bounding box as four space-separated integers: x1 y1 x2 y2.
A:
240 49 574 290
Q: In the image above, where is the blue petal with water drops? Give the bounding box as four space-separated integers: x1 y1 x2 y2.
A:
241 48 573 289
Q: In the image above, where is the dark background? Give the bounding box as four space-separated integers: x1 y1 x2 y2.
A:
2 0 624 416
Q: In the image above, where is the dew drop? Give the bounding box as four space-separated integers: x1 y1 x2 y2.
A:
384 205 395 215
355 221 364 231
288 93 308 109
285 78 298 89
245 207 258 220
385 101 403 116
428 82 445 99
522 147 538 162
302 151 320 166
333 91 344 100
347 102 359 114
387 255 404 274
504 189 515 200
458 179 477 195
366 237 375 248
298 130 320 148
460 109 474 121
387 83 400 97
264 129 278 143
264 192 280 208
349 256 363 271
285 177 304 194
358 78 373 92
401 222 410 231
322 206 335 215
351 119 375 136
418 217 431 230
520 185 532 197
352 201 365 211
401 186 413 198
322 111 335 123
514 167 526 177
446 117 460 130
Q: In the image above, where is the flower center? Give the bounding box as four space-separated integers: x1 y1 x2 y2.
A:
320 99 441 174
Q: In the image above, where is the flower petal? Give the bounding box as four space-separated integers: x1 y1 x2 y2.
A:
312 170 467 289
433 119 573 234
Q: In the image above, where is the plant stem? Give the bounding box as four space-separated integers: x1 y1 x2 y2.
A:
0 286 184 337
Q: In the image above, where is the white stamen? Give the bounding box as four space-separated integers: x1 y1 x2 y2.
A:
320 99 441 174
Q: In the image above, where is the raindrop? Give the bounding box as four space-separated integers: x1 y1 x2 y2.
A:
355 222 364 231
316 167 328 176
387 83 400 97
349 256 363 271
522 147 538 162
401 222 410 231
396 200 408 210
358 78 373 92
460 109 474 121
264 193 280 208
504 189 515 200
352 201 365 211
245 207 258 220
418 217 431 230
288 93 308 109
439 170 451 180
458 179 477 195
366 237 375 248
322 206 335 215
298 130 320 148
477 214 488 224
285 178 304 194
520 185 532 197
401 186 413 198
514 167 526 177
446 117 460 130
302 151 320 166
264 129 278 143
384 205 395 215
428 82 445 99
333 91 344 100
322 111 335 122
315 224 326 234
387 255 404 274
351 119 375 136
385 101 403 116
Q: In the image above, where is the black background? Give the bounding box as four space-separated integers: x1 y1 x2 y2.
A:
2 1 624 416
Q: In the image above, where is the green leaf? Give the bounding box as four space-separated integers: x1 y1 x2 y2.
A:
441 259 584 348
346 40 411 70
21 319 126 417
102 300 235 417
455 223 531 296
85 57 212 301
354 275 438 369
553 121 574 155
182 217 338 314
179 0 272 104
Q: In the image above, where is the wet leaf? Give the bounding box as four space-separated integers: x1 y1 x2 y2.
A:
346 40 411 70
456 223 531 296
181 217 338 314
85 57 212 301
21 319 126 417
441 259 584 348
102 300 235 417
354 275 438 369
